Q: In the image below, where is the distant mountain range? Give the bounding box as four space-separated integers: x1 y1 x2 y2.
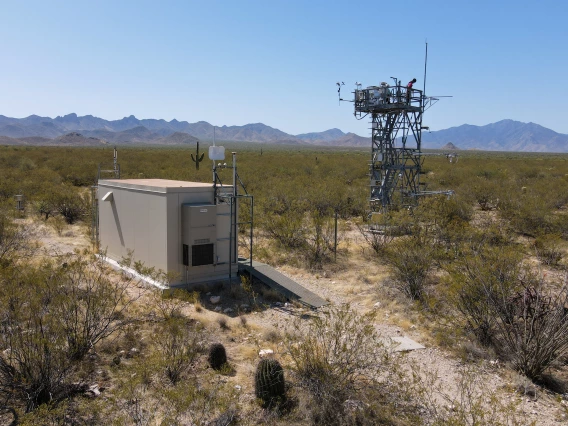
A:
422 120 568 152
0 114 566 152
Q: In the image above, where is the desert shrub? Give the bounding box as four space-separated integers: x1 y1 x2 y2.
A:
492 284 568 380
255 358 286 407
533 234 563 266
286 304 424 425
497 188 557 236
111 351 239 425
357 214 395 255
208 343 227 370
0 254 136 412
435 195 473 225
384 236 435 300
35 198 56 221
261 196 307 249
446 246 523 346
414 195 473 242
153 289 191 320
159 378 238 426
50 215 66 236
156 317 203 385
261 204 338 269
0 214 41 266
303 208 336 268
53 190 89 224
468 221 514 250
430 367 524 426
469 178 499 211
447 246 568 380
51 255 136 361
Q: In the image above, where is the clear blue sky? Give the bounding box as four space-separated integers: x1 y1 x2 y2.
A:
1 0 567 137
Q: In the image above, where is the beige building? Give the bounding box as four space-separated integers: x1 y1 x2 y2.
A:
97 179 236 285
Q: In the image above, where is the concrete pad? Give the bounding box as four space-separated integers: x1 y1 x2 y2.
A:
383 336 425 352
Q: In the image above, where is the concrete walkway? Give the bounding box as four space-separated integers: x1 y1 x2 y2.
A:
239 260 328 309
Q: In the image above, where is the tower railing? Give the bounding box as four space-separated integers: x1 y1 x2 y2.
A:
354 86 423 114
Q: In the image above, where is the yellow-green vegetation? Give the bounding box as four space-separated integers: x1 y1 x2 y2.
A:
0 145 567 424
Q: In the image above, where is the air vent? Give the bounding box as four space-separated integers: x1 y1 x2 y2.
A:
194 238 210 244
192 243 214 267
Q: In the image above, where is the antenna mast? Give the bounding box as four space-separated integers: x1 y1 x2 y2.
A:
423 41 428 96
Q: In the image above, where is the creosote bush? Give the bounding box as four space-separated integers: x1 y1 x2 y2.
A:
446 246 524 346
0 253 136 412
493 283 568 380
447 245 568 380
533 233 563 266
153 288 191 320
357 214 396 256
0 213 41 267
384 235 434 300
156 317 203 385
286 304 425 425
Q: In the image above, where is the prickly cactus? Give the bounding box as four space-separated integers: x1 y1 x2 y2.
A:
208 343 227 370
255 358 285 405
191 141 205 170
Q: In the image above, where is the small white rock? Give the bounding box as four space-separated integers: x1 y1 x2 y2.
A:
89 384 101 396
223 308 234 314
214 306 222 312
210 296 221 304
259 349 274 357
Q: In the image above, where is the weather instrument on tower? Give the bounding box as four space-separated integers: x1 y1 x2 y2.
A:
339 45 453 214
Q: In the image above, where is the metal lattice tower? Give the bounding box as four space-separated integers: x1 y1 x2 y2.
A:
352 81 450 213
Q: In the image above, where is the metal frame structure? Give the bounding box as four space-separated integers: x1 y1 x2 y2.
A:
212 153 254 280
352 81 452 213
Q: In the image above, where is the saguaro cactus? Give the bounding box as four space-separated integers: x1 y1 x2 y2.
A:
191 141 205 170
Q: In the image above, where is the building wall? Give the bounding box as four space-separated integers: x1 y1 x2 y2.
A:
98 185 168 272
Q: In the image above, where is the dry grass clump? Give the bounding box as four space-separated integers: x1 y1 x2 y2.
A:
217 316 230 331
263 328 282 343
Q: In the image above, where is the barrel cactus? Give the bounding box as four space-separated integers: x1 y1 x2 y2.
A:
255 358 285 406
208 343 227 370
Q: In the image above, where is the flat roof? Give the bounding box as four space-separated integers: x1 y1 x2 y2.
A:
98 179 217 193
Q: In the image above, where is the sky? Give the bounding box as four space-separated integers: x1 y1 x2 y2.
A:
1 0 567 137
